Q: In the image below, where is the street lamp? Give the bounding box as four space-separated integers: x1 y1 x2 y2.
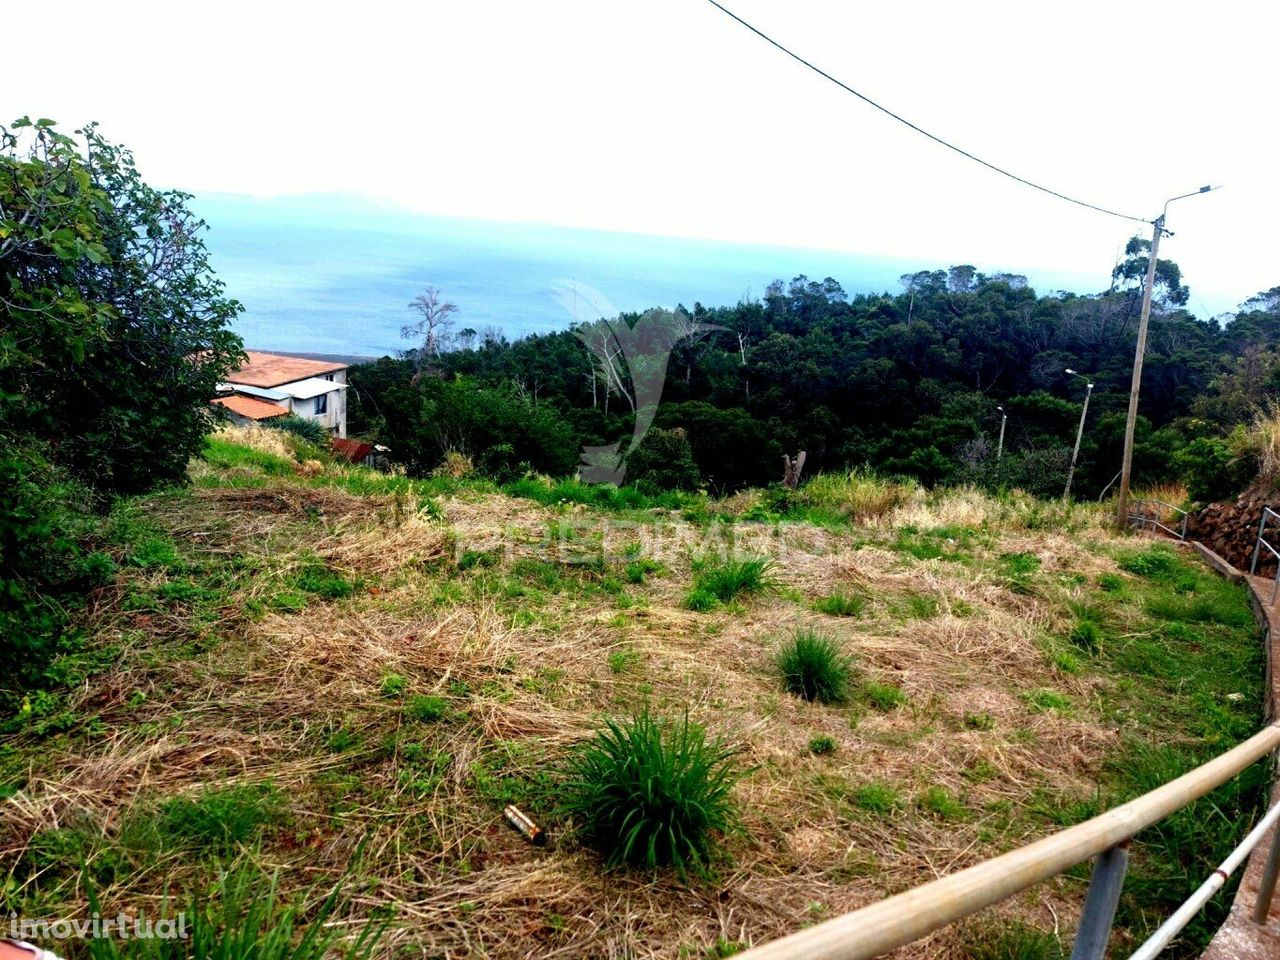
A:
996 406 1007 461
1063 369 1094 500
1115 185 1219 527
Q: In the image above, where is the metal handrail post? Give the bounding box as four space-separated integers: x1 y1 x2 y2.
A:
1181 510 1188 541
1070 842 1130 960
1253 819 1280 923
1252 510 1268 575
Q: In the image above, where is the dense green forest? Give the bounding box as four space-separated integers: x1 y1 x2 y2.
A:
351 260 1280 502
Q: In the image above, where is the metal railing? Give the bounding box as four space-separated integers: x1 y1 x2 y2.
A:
1251 506 1280 604
1126 498 1189 541
735 724 1280 960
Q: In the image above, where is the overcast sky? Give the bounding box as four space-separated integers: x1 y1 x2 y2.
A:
6 1 1278 315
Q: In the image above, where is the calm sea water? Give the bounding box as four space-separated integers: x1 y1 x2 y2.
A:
193 194 1102 356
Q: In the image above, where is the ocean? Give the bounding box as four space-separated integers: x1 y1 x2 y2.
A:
192 193 1103 357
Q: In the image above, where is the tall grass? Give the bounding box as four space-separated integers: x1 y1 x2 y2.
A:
686 556 776 609
800 469 917 523
85 866 385 960
561 709 742 876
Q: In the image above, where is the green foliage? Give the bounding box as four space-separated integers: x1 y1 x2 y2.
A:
150 783 283 855
808 735 837 756
1117 547 1182 581
687 556 775 608
560 709 742 876
1067 619 1103 653
776 630 853 705
624 427 701 492
861 680 907 711
84 866 385 960
267 414 330 447
405 695 448 723
0 441 112 699
852 781 901 815
813 591 866 617
917 785 965 820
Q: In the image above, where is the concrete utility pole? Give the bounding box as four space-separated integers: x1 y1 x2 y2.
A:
1063 369 1094 500
1114 186 1216 528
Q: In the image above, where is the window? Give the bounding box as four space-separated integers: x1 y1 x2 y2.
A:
324 374 334 381
314 394 328 415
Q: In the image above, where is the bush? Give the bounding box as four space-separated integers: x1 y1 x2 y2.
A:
561 709 741 875
776 630 853 704
624 427 701 492
267 414 329 446
0 441 112 700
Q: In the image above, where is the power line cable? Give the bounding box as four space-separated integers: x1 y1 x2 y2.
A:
703 0 1154 225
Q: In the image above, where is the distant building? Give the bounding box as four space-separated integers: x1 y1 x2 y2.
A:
217 351 350 438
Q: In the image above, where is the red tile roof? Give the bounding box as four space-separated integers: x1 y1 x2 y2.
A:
226 351 347 388
332 437 376 462
213 394 289 421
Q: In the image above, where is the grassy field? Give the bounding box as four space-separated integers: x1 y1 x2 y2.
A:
0 428 1268 959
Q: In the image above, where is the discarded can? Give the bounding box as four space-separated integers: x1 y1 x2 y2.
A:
503 804 546 846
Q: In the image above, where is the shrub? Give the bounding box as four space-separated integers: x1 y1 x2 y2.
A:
266 414 329 446
776 630 853 705
561 709 741 875
625 427 702 492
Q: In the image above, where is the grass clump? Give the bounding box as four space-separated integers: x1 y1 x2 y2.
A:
917 785 965 820
405 694 448 723
861 680 907 711
852 781 901 815
1067 619 1103 653
800 469 916 522
686 556 776 609
813 591 866 617
808 735 838 756
1022 689 1071 713
85 865 385 960
561 709 742 876
776 630 853 705
150 783 283 855
965 919 1064 960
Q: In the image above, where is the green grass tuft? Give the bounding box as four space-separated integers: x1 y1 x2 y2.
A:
686 556 776 609
776 630 854 705
808 735 838 756
813 591 866 617
560 709 741 876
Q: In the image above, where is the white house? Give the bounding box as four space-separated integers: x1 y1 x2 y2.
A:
215 351 350 437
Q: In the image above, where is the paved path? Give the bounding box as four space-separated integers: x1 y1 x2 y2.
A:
1201 573 1280 959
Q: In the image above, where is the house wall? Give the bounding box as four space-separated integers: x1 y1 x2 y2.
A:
282 382 347 438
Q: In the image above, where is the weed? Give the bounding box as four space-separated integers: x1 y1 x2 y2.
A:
1067 620 1103 653
560 709 741 876
1098 572 1125 593
1022 689 1071 713
808 735 837 756
903 593 939 619
149 783 283 855
776 630 854 705
861 681 907 711
687 556 776 608
918 786 965 820
379 674 408 698
965 919 1064 960
607 649 641 674
963 712 996 731
813 592 866 617
405 695 448 723
85 865 385 960
852 781 901 815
